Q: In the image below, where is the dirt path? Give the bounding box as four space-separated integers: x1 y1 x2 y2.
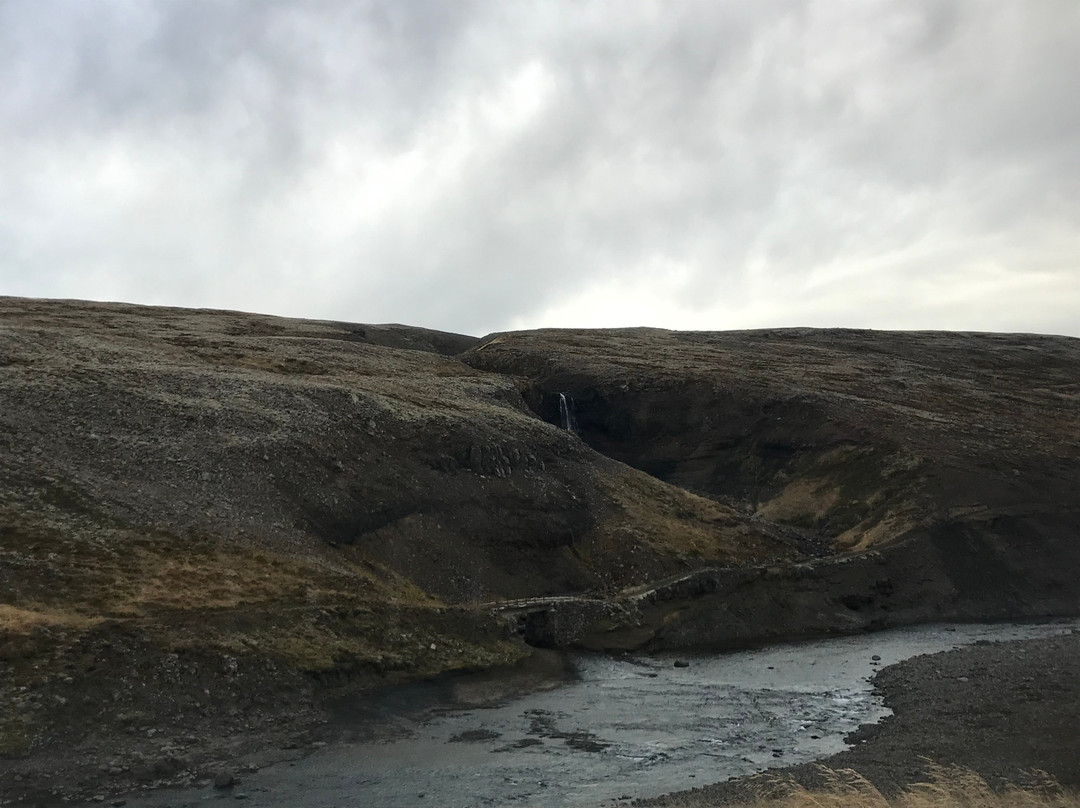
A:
641 629 1080 805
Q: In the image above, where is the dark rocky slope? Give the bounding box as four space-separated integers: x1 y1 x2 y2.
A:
465 327 1080 644
2 297 1079 804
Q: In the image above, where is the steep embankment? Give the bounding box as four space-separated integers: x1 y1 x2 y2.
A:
2 298 1080 804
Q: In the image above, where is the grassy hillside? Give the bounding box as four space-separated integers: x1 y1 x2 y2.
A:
2 297 1079 804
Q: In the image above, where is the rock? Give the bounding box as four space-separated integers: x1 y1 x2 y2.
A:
467 444 484 473
673 660 690 668
132 757 185 783
449 729 502 743
213 771 235 789
871 655 882 661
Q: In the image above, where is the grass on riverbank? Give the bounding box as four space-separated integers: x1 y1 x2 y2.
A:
668 763 1080 808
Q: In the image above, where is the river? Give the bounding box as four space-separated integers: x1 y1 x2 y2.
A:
106 619 1078 808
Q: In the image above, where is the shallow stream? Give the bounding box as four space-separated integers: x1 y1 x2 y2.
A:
112 620 1078 808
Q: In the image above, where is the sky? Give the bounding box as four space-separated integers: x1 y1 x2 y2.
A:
1 1 1078 338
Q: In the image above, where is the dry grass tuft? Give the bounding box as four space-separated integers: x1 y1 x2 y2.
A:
739 763 1080 808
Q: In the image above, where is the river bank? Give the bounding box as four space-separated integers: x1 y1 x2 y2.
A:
642 627 1080 805
45 620 1076 808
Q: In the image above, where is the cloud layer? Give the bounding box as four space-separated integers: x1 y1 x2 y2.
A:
2 0 1078 336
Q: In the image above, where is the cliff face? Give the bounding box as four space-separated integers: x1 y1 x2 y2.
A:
2 297 1079 801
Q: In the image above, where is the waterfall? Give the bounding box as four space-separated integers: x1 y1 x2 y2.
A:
558 393 578 433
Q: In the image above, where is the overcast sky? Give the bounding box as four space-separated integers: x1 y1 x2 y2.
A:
1 1 1078 337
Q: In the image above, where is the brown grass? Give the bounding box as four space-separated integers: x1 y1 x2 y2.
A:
0 604 103 633
714 764 1080 808
593 467 766 562
124 542 435 613
756 478 842 524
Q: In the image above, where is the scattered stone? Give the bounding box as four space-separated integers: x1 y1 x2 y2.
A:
450 729 502 743
494 737 543 752
871 655 882 661
564 735 610 752
213 771 235 789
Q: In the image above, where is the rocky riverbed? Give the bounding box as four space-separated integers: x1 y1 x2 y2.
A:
643 627 1080 805
50 620 1078 808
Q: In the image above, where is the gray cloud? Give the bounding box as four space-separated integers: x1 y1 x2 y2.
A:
1 0 1078 336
